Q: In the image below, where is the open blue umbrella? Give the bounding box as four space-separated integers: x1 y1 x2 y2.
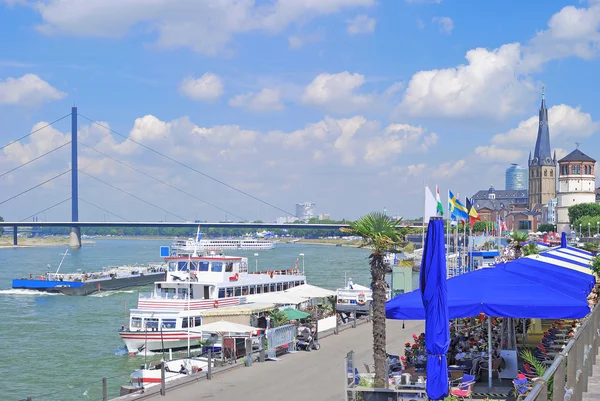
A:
561 232 567 248
420 217 449 400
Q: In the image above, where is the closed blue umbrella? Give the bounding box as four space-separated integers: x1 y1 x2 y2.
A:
420 217 449 400
561 232 567 248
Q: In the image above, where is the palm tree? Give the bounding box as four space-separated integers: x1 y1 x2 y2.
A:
506 231 528 259
523 241 539 256
341 212 412 388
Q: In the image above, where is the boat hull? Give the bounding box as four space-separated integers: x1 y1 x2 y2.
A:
130 358 209 388
12 272 165 296
119 330 207 354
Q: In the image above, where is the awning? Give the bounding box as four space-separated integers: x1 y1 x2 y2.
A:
284 284 337 298
282 308 311 320
386 247 594 320
246 292 307 305
189 320 260 336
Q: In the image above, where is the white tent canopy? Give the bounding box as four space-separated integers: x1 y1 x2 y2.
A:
246 292 307 305
284 284 336 298
189 320 260 336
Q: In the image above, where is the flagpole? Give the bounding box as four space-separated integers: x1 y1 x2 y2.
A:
422 182 426 251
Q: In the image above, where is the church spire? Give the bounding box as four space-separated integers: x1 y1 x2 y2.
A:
531 87 552 166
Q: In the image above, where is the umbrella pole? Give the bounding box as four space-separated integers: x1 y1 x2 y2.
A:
488 316 493 389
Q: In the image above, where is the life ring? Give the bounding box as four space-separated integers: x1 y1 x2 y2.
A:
357 293 366 305
214 300 219 308
190 272 197 280
233 273 239 281
269 271 274 279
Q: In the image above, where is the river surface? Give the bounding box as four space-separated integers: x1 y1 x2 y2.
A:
0 239 409 401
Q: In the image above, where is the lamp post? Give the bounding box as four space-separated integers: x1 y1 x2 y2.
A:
588 222 591 238
299 253 305 275
597 221 599 236
580 224 582 237
254 253 259 272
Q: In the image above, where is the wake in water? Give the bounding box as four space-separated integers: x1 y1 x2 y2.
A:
90 289 136 298
0 289 63 296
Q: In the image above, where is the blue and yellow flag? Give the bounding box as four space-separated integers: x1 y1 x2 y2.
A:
448 190 469 221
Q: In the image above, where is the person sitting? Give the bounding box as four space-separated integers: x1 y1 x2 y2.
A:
455 348 467 360
179 364 189 374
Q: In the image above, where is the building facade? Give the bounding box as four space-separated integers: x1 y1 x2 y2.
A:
556 148 596 233
528 91 557 209
543 198 558 226
505 164 528 190
295 202 316 222
471 185 528 219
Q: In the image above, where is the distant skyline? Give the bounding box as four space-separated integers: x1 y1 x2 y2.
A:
1 0 600 222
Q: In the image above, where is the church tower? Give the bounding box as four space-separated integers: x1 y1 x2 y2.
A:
528 88 557 210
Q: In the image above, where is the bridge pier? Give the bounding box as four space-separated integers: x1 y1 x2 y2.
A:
13 226 17 245
69 227 81 248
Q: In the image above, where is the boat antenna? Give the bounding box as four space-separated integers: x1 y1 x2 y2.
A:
193 225 201 257
55 247 69 274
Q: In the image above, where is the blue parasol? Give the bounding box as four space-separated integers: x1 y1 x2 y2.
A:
561 232 567 248
420 217 449 400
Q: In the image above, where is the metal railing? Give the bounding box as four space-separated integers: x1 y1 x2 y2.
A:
524 301 600 401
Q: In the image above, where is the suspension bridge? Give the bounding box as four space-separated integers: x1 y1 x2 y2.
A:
0 107 356 247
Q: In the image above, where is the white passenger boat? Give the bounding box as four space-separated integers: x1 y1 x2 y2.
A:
172 227 276 252
130 357 209 388
335 278 391 315
119 249 306 354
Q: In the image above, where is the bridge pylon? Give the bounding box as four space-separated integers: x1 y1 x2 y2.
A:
69 106 81 248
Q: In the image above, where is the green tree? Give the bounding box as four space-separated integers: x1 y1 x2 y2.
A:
269 308 289 328
471 221 488 233
523 242 539 256
0 216 4 222
341 212 412 388
568 203 600 224
573 215 600 236
590 255 600 276
537 223 555 233
506 231 528 259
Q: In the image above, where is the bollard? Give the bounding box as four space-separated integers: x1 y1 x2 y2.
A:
259 335 266 363
353 312 356 328
160 361 166 396
245 338 252 367
207 349 212 380
102 377 107 401
335 313 339 335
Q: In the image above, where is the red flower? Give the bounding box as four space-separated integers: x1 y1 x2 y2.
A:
412 344 418 348
405 342 411 347
412 334 418 339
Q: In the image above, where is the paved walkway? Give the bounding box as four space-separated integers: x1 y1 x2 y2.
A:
583 353 600 400
144 319 425 401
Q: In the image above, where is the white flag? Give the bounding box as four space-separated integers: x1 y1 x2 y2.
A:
424 185 438 224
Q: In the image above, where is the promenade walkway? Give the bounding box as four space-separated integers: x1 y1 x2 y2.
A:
583 353 600 400
142 319 424 401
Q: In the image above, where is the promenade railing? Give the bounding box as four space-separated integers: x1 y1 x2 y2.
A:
524 301 600 401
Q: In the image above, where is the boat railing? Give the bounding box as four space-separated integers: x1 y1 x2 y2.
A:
247 269 301 276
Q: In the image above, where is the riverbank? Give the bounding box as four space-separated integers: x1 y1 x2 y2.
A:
0 236 95 249
287 238 363 247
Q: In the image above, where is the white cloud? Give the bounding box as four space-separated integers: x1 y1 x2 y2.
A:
0 74 66 106
287 31 324 49
302 72 374 113
363 124 437 164
24 0 374 55
346 15 376 35
432 160 466 179
178 73 223 102
229 88 285 112
432 16 453 34
399 2 600 119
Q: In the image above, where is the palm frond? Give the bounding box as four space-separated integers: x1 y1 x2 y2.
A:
341 212 412 253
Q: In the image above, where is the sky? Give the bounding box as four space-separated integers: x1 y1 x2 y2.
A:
1 0 600 223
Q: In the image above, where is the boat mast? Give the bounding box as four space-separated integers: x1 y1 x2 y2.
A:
55 248 69 274
187 282 191 358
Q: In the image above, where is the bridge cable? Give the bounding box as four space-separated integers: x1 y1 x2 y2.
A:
0 169 71 206
79 142 248 222
78 170 189 222
0 141 71 179
0 114 71 151
20 198 71 222
78 113 295 217
79 197 131 222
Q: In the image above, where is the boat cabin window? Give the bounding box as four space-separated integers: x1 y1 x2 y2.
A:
270 283 275 292
182 317 201 328
189 262 198 271
225 263 233 273
239 261 248 273
168 262 177 272
242 286 248 296
283 282 289 290
199 262 209 271
161 288 176 298
218 288 225 298
162 319 176 329
211 262 223 272
131 317 142 329
249 285 256 295
195 317 201 326
276 283 282 291
295 281 300 286
256 285 262 294
177 262 188 271
226 287 233 297
144 318 159 330
234 287 241 296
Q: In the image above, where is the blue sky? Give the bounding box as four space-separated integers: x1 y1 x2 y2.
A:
1 0 600 223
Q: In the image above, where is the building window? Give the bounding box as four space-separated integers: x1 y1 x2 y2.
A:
544 170 547 177
518 220 532 230
550 170 553 177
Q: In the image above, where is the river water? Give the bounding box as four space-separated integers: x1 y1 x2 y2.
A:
0 239 387 401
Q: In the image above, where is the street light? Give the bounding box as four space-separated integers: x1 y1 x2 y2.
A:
580 224 582 237
597 221 599 236
254 253 259 272
299 253 305 275
589 222 591 238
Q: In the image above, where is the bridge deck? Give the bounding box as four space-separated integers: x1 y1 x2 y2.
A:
132 319 424 401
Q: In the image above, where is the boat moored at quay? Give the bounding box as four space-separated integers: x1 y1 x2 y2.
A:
119 250 306 354
171 227 276 252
